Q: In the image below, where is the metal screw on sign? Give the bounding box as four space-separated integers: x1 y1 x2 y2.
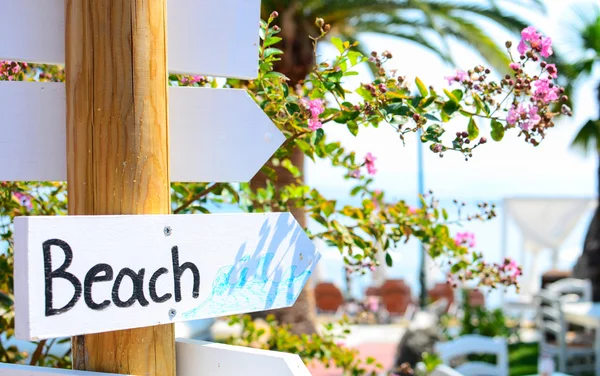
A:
164 226 172 236
169 309 177 319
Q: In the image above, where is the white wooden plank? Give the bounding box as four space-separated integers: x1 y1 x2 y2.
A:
0 363 126 375
0 0 260 79
176 338 311 376
15 213 320 340
0 82 284 182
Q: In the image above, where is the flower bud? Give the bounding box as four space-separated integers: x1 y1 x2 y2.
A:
273 25 281 32
505 41 512 48
270 11 279 19
479 137 487 144
413 113 421 121
315 18 324 28
323 24 331 32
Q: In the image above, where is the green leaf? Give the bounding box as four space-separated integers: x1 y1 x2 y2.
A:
331 37 345 53
347 121 359 136
467 117 479 140
385 253 393 267
442 100 459 116
355 87 373 101
263 48 283 58
424 114 440 122
314 128 325 145
415 77 428 97
348 51 365 66
443 89 459 103
491 119 505 141
263 71 288 80
264 36 282 47
452 89 464 101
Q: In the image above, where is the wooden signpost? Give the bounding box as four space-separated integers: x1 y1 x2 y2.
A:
0 83 284 182
176 338 312 376
15 213 319 340
1 0 320 375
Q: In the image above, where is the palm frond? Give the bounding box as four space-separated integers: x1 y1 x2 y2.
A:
572 119 600 155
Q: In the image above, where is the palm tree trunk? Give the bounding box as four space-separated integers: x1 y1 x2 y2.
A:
250 148 317 334
573 82 600 301
249 4 319 335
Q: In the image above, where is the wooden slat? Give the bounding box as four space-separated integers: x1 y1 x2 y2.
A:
0 0 260 79
14 213 320 340
0 82 284 182
0 363 127 375
176 338 312 376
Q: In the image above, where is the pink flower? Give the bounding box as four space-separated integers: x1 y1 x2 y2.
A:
517 39 528 55
516 26 553 58
454 231 476 248
14 192 32 209
509 62 520 71
502 258 522 279
444 70 468 86
540 37 553 58
301 98 325 131
506 103 541 130
521 26 541 42
533 78 559 103
545 63 558 79
301 98 325 118
308 118 322 131
408 206 417 214
350 169 361 179
364 153 377 175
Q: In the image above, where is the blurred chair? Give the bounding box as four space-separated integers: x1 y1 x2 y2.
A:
429 283 455 314
431 364 465 376
380 279 413 316
314 282 344 313
536 290 595 374
547 278 592 302
365 286 381 297
434 334 508 376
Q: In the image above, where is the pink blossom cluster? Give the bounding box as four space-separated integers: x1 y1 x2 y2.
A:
301 98 324 131
505 26 564 132
179 75 205 86
364 152 377 175
500 258 522 279
0 61 25 81
444 69 469 86
350 152 377 178
506 103 541 131
454 231 476 248
517 26 553 58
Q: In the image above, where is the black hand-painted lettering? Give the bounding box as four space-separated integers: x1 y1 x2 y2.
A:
84 263 113 310
171 246 200 302
111 268 149 308
149 267 171 303
43 239 82 317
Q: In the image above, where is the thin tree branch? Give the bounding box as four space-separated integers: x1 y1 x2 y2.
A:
174 183 222 214
29 339 46 366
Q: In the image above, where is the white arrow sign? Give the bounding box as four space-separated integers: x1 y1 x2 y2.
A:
176 338 311 376
0 0 260 79
15 213 319 340
0 363 126 375
0 82 284 182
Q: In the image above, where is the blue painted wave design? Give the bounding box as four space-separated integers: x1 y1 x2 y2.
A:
182 252 317 319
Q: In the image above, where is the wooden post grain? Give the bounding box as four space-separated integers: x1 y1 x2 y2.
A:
65 1 174 374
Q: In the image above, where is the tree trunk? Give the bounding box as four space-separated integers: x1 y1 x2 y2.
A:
573 82 600 301
248 5 318 335
250 148 317 334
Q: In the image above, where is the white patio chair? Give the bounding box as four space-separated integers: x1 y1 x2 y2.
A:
547 278 592 302
431 364 465 376
536 290 595 374
434 334 508 376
